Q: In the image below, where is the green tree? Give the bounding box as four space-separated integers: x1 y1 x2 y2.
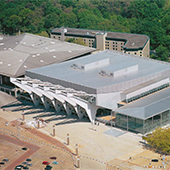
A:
65 38 86 46
59 12 78 27
44 12 59 31
143 127 170 154
151 45 169 62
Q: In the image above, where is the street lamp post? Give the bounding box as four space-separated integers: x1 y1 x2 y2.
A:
16 119 20 139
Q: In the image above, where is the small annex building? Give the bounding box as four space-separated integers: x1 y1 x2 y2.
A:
0 33 95 95
11 50 170 134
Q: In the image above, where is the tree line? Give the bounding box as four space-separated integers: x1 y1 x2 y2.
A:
0 0 169 61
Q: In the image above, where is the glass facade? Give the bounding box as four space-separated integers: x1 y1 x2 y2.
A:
116 110 170 134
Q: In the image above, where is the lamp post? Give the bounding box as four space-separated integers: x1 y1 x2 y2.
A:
75 144 78 156
53 125 55 136
67 133 69 145
77 156 80 168
16 119 20 139
22 111 25 121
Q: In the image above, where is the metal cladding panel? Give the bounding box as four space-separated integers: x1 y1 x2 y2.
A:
126 78 169 99
96 69 170 93
26 70 97 94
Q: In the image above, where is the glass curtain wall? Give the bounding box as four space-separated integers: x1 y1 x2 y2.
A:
116 110 170 134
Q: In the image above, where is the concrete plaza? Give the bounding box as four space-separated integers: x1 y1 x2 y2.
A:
0 91 147 169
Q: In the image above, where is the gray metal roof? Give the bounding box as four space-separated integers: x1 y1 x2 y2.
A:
116 87 170 120
26 50 170 94
0 33 95 77
51 27 149 50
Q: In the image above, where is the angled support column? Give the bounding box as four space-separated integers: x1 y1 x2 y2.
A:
10 78 40 107
47 91 67 113
31 92 40 106
41 96 50 110
51 99 61 112
70 97 98 123
77 105 84 119
59 93 78 116
65 102 72 116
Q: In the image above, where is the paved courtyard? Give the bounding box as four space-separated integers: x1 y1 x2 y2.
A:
1 92 169 169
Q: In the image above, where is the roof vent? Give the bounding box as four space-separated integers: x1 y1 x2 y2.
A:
0 43 4 46
40 60 43 62
51 41 55 44
45 47 48 50
7 64 11 66
71 64 83 70
32 55 36 58
49 49 55 52
37 53 40 56
19 59 22 62
53 56 56 58
31 44 35 46
68 50 72 53
4 48 7 50
132 43 135 46
24 65 27 68
99 70 113 77
15 42 18 44
0 62 3 64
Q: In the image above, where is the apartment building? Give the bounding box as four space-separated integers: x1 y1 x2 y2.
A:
50 27 150 57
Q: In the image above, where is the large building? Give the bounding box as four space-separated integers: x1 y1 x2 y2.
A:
0 33 95 95
11 50 170 134
50 27 150 58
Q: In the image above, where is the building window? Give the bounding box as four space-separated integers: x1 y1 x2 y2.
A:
128 52 130 54
116 48 117 50
134 52 137 55
116 42 117 44
113 48 115 50
113 42 114 44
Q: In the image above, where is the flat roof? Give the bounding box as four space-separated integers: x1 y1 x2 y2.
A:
26 50 170 94
0 33 95 77
51 27 149 50
116 87 170 120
